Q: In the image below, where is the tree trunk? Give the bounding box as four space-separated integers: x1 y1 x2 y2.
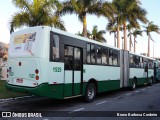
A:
123 22 127 50
83 14 87 37
148 36 150 57
134 37 136 53
117 25 120 48
129 35 132 51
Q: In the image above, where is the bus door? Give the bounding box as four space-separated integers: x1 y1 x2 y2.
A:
64 45 82 97
144 62 148 83
154 63 157 82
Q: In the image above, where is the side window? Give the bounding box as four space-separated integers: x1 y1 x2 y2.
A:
102 48 108 65
97 46 102 64
64 46 73 70
87 44 91 63
74 48 81 70
140 57 144 68
148 60 153 69
109 49 113 65
91 44 95 63
129 54 134 67
133 55 140 67
113 50 118 66
158 62 160 68
50 34 59 61
87 44 95 64
143 58 148 68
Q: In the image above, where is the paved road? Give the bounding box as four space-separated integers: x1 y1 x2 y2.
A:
0 83 160 120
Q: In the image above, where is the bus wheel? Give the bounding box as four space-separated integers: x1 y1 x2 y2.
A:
131 79 136 91
85 83 96 102
149 78 153 86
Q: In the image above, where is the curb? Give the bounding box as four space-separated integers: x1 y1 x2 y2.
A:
0 95 34 103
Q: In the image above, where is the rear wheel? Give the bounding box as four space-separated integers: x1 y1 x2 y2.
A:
131 79 136 90
85 83 96 102
149 77 153 86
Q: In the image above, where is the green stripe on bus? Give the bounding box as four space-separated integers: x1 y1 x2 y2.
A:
5 82 64 99
128 77 151 86
5 78 149 99
98 80 120 93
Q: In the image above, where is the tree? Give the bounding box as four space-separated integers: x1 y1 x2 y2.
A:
106 25 117 47
75 31 83 36
132 29 142 53
143 21 160 57
111 0 147 50
75 25 106 43
91 25 106 42
75 30 91 38
10 0 66 33
106 24 123 47
0 43 8 61
59 0 114 37
127 23 140 51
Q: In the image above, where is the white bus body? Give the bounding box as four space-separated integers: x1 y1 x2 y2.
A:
6 26 155 102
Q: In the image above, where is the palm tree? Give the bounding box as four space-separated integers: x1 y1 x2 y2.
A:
106 25 117 47
75 30 91 37
59 0 114 37
127 25 133 51
106 24 123 47
107 14 122 48
132 29 142 53
143 21 160 57
112 0 147 50
75 31 83 36
10 0 66 33
76 26 106 42
91 25 106 42
127 24 140 51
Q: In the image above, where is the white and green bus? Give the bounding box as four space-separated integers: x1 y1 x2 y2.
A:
6 26 155 102
155 59 160 81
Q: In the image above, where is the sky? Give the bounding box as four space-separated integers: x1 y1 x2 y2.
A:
0 0 160 57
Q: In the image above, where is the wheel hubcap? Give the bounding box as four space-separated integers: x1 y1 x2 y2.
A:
133 82 135 89
88 87 94 99
150 79 152 84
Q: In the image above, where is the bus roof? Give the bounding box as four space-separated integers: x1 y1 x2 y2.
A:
49 26 121 51
12 26 155 61
129 51 155 60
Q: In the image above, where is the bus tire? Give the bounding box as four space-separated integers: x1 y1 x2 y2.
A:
85 82 96 103
131 79 136 91
149 77 153 86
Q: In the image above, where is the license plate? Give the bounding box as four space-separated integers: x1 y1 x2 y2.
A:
16 79 23 83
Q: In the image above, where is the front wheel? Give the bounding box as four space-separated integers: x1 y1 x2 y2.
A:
84 83 96 103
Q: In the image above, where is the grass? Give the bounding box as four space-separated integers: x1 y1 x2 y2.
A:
0 80 29 99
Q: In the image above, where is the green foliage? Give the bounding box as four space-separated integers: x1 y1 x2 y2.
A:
59 0 114 37
112 0 147 25
91 25 106 42
132 29 142 38
143 21 160 36
108 0 147 50
143 21 160 56
75 25 106 43
10 0 66 33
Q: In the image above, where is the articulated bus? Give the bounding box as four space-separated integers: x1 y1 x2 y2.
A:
155 59 160 81
6 26 158 102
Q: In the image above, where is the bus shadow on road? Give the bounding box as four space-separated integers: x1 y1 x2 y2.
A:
95 82 159 101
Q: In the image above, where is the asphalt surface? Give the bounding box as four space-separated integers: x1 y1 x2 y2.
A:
0 83 160 120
